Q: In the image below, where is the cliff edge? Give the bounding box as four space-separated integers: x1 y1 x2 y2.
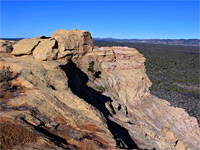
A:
0 29 199 150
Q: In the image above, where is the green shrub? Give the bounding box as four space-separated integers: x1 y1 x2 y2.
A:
2 43 7 47
0 66 13 91
88 61 95 73
97 85 106 92
94 71 101 78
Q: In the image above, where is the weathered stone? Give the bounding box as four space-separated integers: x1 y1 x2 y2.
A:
0 55 116 149
52 29 94 58
33 39 58 60
72 46 200 150
73 46 151 106
12 38 40 55
175 141 186 150
1 29 200 150
165 131 176 143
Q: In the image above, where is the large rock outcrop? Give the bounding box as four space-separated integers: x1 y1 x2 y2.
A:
52 29 95 58
72 46 200 150
73 46 151 107
12 38 40 55
0 29 200 150
0 56 116 149
11 29 95 60
32 38 58 61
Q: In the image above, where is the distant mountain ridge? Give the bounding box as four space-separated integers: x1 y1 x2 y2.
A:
94 38 200 46
1 38 199 46
0 38 24 41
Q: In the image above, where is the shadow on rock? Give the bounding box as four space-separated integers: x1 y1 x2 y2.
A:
21 117 75 150
60 60 139 149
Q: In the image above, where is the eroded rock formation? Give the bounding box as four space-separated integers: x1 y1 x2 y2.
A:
11 29 94 61
0 29 199 150
52 29 95 58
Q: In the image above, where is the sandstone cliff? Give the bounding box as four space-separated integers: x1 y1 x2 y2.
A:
0 29 199 150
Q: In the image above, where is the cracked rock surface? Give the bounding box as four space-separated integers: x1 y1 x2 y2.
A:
0 29 199 150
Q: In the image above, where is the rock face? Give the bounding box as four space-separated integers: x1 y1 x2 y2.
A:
11 29 94 59
0 56 116 150
52 29 95 58
73 46 151 107
0 29 200 150
12 38 40 55
72 46 200 150
32 38 58 60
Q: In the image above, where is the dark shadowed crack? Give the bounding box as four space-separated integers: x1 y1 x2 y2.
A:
60 59 140 149
21 117 76 150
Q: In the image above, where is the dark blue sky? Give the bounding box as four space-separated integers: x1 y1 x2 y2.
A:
0 1 199 39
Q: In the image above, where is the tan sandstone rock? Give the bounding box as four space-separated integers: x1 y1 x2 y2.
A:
33 38 58 60
73 46 151 107
175 141 186 150
51 29 95 58
12 38 40 55
0 55 116 149
72 46 200 150
1 29 200 150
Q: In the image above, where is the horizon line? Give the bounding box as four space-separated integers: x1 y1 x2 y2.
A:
1 37 200 40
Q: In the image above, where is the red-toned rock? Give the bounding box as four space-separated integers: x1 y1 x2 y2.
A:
0 55 116 149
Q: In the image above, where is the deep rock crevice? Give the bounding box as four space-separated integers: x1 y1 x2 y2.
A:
1 29 199 150
60 60 139 149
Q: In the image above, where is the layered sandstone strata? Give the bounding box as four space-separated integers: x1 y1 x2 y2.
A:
0 29 199 150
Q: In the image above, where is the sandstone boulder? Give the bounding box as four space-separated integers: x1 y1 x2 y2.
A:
52 29 95 58
33 39 58 61
12 38 40 55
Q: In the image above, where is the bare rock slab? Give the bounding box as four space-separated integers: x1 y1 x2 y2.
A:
33 39 58 61
12 38 40 55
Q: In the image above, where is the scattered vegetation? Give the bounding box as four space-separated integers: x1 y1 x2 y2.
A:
88 61 95 73
2 43 7 47
0 121 38 150
94 71 101 78
95 41 200 95
97 85 106 92
88 61 101 78
0 66 13 91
